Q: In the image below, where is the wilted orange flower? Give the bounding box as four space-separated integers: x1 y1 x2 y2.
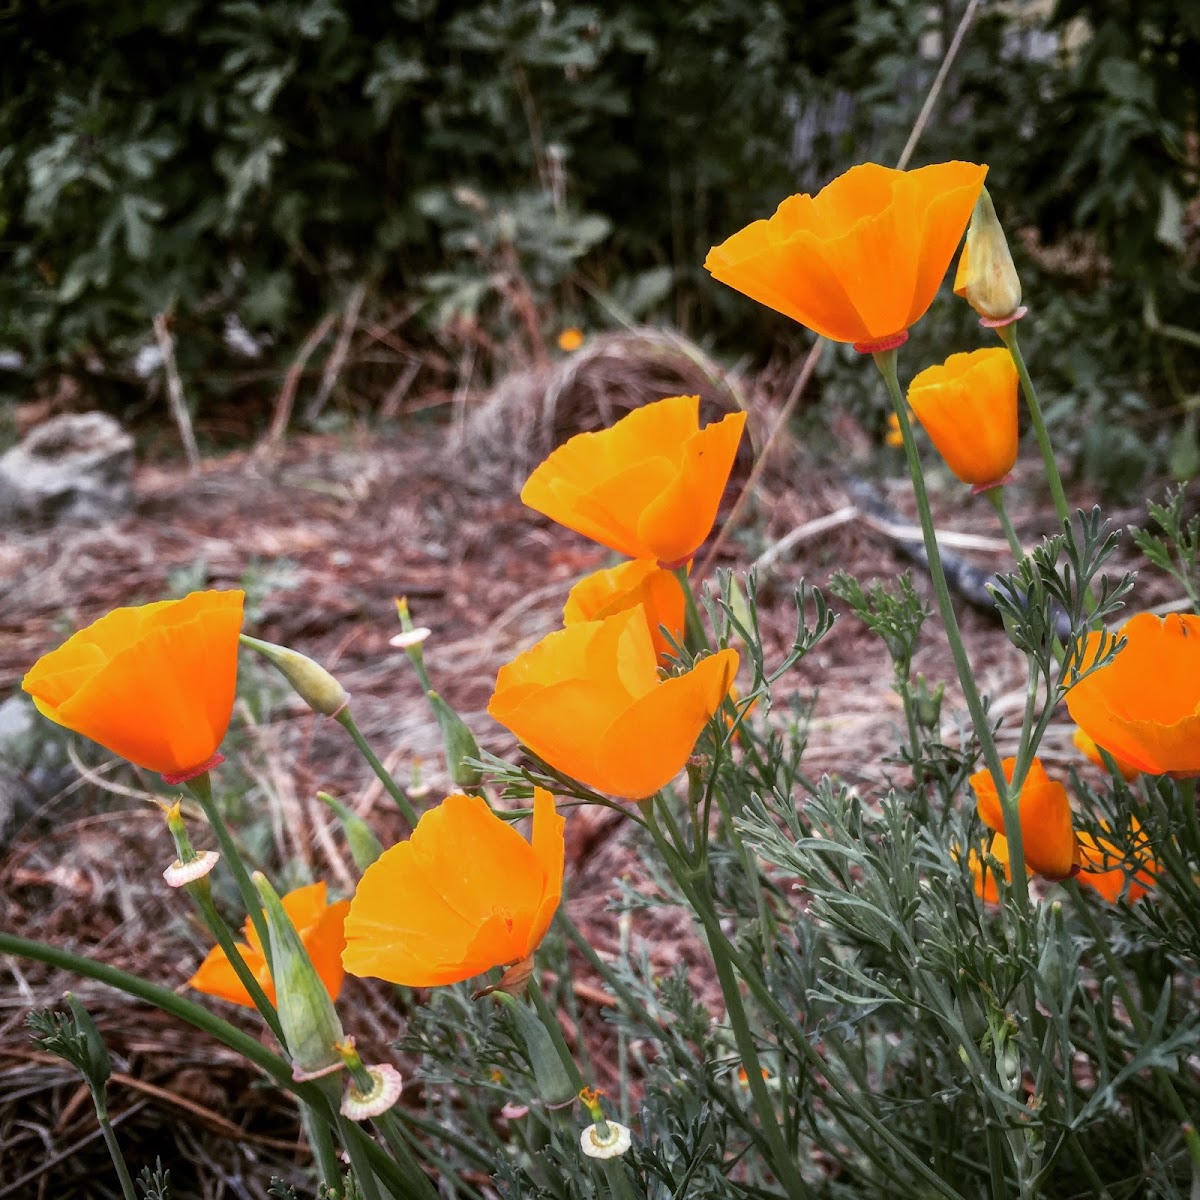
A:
520 395 746 568
564 560 685 663
557 327 585 352
488 607 738 800
970 757 1078 880
1076 818 1159 903
22 590 245 780
907 349 1018 489
1066 613 1200 777
705 161 987 351
190 882 349 1008
341 789 564 987
1072 728 1141 781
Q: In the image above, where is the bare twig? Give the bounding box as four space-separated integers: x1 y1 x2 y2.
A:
304 281 368 425
152 313 200 472
378 357 422 422
258 311 338 452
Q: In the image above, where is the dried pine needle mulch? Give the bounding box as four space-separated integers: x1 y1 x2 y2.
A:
0 347 1180 1195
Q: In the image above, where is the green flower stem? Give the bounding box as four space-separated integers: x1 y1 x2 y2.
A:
190 883 285 1044
302 1101 344 1192
1066 881 1200 1168
994 324 1071 531
336 708 420 827
672 565 713 655
95 1104 137 1200
874 350 1033 918
985 487 1026 563
601 1159 641 1200
528 977 587 1093
643 799 812 1200
185 773 271 969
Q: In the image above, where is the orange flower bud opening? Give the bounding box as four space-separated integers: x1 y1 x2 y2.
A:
907 348 1019 489
969 757 1078 881
488 606 739 800
189 881 349 1009
520 394 746 567
22 590 245 778
705 161 987 347
341 789 565 988
1066 613 1200 777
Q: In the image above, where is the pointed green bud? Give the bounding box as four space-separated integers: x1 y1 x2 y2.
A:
317 791 384 872
240 635 349 717
954 188 1023 323
64 993 112 1091
493 991 576 1107
252 873 345 1078
913 676 944 731
428 690 483 789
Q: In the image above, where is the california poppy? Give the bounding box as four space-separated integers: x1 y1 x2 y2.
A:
520 394 746 568
341 789 564 987
968 834 1012 904
22 590 244 779
190 881 349 1008
1066 613 1200 777
907 349 1018 489
488 606 738 800
1076 819 1159 903
969 757 1078 880
1072 728 1141 782
563 559 685 663
705 161 987 351
952 188 1022 324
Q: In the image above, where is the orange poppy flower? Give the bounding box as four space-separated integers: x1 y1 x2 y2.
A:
341 789 565 987
969 757 1078 880
557 327 585 352
520 395 746 568
1066 613 1200 777
190 882 350 1008
563 560 685 663
967 834 1013 904
1076 819 1159 903
1072 728 1141 781
704 161 987 351
907 349 1018 489
22 590 245 780
488 607 738 800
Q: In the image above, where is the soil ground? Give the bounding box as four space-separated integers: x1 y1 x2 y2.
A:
0 395 1173 1197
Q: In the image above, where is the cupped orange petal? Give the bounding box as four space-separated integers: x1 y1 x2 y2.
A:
189 881 347 1008
969 834 1013 904
23 590 245 776
705 161 987 346
564 560 685 663
969 757 1078 880
1067 614 1200 777
489 607 738 801
520 395 745 565
341 788 565 988
907 349 1018 487
1072 728 1141 781
1077 819 1159 903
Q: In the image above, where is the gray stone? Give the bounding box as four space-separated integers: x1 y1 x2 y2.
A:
0 411 135 528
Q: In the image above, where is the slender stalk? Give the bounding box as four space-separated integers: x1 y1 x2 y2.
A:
186 773 271 965
985 487 1026 563
95 1105 137 1200
673 565 712 655
529 977 587 1093
644 800 812 1200
302 1101 344 1192
994 325 1071 530
190 884 285 1043
874 350 1032 915
1067 882 1200 1168
337 709 419 827
601 1159 642 1200
337 1113 389 1200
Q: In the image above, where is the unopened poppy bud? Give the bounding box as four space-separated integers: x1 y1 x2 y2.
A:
1036 901 1070 1008
427 691 483 789
913 676 944 731
955 188 1023 324
317 792 384 873
252 873 346 1078
239 636 348 717
493 991 576 1108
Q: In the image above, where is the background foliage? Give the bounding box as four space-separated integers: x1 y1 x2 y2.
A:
0 0 1197 483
